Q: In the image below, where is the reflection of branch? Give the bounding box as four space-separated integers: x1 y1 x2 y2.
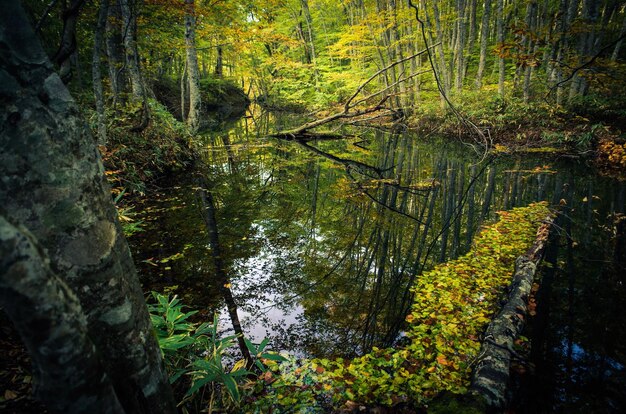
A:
346 170 426 225
295 139 431 199
296 140 383 178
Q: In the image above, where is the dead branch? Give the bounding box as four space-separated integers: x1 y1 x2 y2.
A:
271 95 391 138
271 43 439 139
344 44 440 112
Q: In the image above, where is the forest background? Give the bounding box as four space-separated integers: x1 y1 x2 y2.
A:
25 0 626 154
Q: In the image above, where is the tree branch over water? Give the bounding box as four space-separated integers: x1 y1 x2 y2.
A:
270 44 439 139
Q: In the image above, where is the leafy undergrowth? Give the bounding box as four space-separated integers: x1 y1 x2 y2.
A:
596 138 626 180
98 99 193 195
245 202 550 413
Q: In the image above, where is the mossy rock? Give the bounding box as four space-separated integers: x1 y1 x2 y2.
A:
152 76 250 122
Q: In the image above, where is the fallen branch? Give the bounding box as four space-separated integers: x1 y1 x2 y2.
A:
470 212 556 408
271 44 439 139
271 95 391 138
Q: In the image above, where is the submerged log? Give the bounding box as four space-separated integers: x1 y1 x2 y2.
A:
470 213 555 409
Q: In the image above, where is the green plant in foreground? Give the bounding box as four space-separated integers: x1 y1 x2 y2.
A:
148 292 251 408
148 292 286 411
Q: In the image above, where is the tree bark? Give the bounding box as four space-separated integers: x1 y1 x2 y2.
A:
612 12 626 61
93 0 109 145
0 2 175 412
185 0 203 133
454 0 468 93
119 0 146 100
105 0 126 104
497 0 505 96
0 217 124 414
52 0 86 83
471 213 555 409
475 0 492 88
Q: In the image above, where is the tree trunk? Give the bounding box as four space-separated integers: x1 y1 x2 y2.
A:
105 0 126 105
476 0 492 88
180 59 188 122
612 12 626 61
93 0 109 145
523 1 538 103
496 0 505 96
119 0 146 100
185 0 203 133
471 213 555 408
0 3 176 412
215 44 224 77
301 0 318 70
53 0 86 83
0 217 124 414
454 0 468 93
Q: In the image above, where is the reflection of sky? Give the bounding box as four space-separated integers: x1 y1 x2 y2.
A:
558 338 625 371
219 223 305 352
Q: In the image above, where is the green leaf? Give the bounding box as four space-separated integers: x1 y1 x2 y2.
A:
260 352 288 362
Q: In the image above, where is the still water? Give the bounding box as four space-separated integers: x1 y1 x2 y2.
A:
130 110 625 411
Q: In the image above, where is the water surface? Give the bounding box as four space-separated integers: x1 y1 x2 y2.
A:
130 110 625 411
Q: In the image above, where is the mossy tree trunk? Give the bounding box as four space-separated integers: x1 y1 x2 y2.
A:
0 2 175 413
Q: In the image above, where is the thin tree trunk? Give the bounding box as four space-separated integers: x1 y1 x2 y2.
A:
105 0 125 105
215 44 223 77
476 0 492 88
93 0 109 145
53 0 86 83
180 59 188 122
612 12 626 60
497 0 505 96
119 0 145 100
185 0 202 133
523 1 538 103
454 0 468 93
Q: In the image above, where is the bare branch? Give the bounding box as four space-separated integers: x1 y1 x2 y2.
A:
344 43 440 112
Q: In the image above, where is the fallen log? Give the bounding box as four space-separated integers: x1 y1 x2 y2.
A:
469 212 556 409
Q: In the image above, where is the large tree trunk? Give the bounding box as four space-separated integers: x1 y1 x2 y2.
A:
0 218 124 414
185 0 203 133
0 2 175 413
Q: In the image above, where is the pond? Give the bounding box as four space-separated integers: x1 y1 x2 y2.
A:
129 109 626 412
